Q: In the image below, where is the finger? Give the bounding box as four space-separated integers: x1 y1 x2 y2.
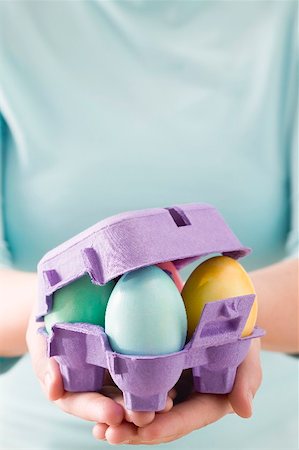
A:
26 312 64 401
43 357 64 401
101 385 173 426
92 423 109 441
26 315 48 382
137 393 231 443
55 391 124 426
124 396 173 425
228 338 262 418
157 395 173 413
131 432 187 445
104 424 186 446
125 397 173 427
102 386 155 427
124 394 173 426
105 422 138 445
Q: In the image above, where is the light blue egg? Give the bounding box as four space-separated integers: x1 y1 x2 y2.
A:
105 265 187 355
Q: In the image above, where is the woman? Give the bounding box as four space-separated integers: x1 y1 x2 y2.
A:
0 1 297 447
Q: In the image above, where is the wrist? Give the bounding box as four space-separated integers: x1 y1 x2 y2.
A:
0 268 37 356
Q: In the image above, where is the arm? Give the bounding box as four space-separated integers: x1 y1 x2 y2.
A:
252 258 299 353
0 268 36 356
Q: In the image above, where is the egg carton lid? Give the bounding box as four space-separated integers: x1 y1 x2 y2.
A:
36 202 250 321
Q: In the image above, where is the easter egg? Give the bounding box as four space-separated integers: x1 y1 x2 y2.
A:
156 261 184 292
181 256 257 339
105 265 187 355
44 275 116 334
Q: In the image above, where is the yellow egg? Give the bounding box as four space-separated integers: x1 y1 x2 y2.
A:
181 256 257 339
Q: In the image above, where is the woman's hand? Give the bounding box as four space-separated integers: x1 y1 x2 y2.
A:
92 338 262 445
26 307 123 426
26 302 174 429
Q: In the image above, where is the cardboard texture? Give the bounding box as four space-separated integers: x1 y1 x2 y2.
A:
37 203 264 411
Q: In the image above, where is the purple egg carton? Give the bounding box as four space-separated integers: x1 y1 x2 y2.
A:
37 203 265 411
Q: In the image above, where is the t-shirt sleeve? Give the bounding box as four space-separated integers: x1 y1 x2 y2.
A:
0 114 22 374
0 115 13 269
285 28 298 260
286 103 299 259
0 356 21 374
285 62 298 357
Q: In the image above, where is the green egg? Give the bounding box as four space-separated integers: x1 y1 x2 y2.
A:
44 275 116 333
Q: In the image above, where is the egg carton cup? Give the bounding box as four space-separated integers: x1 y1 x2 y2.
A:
37 203 265 411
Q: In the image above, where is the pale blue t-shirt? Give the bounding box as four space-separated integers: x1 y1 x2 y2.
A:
0 1 298 449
